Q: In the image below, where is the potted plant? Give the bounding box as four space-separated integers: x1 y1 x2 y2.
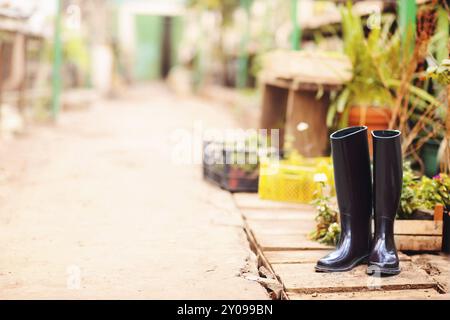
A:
326 7 400 135
327 4 441 153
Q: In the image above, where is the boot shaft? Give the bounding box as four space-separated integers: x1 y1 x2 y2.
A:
330 126 372 249
368 130 402 275
331 126 373 222
372 130 402 225
315 126 373 272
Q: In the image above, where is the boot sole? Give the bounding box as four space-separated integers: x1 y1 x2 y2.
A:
367 264 400 276
314 255 369 273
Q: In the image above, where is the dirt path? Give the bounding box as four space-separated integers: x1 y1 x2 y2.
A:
0 84 268 299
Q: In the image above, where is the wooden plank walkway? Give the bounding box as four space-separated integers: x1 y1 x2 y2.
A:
233 193 449 300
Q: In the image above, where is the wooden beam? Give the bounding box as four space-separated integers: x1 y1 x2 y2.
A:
395 235 443 251
288 288 442 300
273 262 436 294
395 220 443 236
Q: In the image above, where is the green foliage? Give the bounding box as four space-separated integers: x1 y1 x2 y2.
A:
310 183 341 246
397 162 450 219
429 6 449 64
398 162 421 218
427 59 450 85
327 5 399 128
415 173 450 209
328 3 441 128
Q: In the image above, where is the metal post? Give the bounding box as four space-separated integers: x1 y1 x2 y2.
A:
52 0 63 120
398 0 417 52
291 0 301 50
237 0 251 89
193 12 205 91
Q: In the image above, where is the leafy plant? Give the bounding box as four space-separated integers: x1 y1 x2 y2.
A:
416 173 450 208
398 162 421 218
328 3 443 130
427 59 450 85
309 183 340 246
327 5 400 128
398 162 450 219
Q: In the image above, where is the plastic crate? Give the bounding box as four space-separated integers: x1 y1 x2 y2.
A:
203 164 259 193
258 156 334 203
202 140 280 193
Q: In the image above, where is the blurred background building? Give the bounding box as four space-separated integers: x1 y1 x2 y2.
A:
0 0 447 177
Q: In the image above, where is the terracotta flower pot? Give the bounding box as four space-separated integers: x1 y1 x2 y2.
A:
348 106 391 156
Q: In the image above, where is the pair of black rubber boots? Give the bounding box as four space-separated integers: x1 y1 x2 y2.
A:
315 126 402 276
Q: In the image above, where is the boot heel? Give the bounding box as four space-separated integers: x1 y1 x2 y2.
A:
367 264 401 276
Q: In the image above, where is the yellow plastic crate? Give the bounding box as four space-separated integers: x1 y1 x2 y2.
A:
258 156 334 203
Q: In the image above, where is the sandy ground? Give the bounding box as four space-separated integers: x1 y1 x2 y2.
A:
0 84 268 299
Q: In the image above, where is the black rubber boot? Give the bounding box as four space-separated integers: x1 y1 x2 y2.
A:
315 126 372 272
367 130 402 276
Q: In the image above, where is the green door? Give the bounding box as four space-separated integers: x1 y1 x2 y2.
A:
134 14 163 81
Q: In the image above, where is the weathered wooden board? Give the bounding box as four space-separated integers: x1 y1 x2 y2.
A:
264 250 412 265
241 208 315 221
288 288 443 300
265 250 330 264
253 233 332 251
259 51 351 86
411 254 450 273
411 254 450 293
395 221 443 236
233 193 312 211
246 219 316 236
395 235 442 251
234 192 444 299
272 262 436 294
261 75 342 92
